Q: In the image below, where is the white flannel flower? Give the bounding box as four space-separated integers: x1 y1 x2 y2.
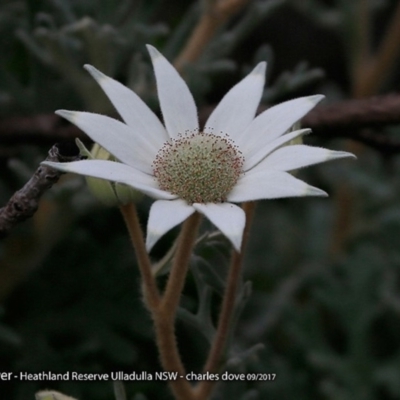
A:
43 45 355 252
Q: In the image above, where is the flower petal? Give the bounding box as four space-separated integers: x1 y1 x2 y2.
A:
193 203 245 252
146 199 195 251
251 144 356 172
237 95 324 169
243 128 311 171
147 45 199 138
227 170 327 202
84 65 169 144
56 110 156 174
205 62 266 140
42 159 176 200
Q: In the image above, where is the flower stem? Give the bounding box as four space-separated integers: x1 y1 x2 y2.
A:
153 312 195 399
194 202 255 400
161 212 202 316
121 206 202 399
154 212 202 400
119 203 160 310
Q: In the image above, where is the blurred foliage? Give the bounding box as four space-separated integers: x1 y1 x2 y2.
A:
1 0 400 400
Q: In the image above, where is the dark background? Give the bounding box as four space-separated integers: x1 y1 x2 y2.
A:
1 0 400 399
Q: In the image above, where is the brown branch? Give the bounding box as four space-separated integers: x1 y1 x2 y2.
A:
301 94 400 132
0 142 81 238
2 95 400 153
301 95 400 155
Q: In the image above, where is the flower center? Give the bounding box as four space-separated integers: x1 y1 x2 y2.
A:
152 131 244 204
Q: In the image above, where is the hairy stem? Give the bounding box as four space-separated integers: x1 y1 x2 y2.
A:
161 212 202 315
153 212 202 400
119 203 160 310
121 208 203 399
194 202 255 400
153 311 196 400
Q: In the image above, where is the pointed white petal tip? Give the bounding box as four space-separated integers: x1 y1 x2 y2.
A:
253 61 267 76
329 151 357 160
55 109 76 122
231 236 243 253
309 94 325 104
294 128 311 136
321 150 357 162
306 186 328 197
146 44 161 59
145 199 196 252
146 234 157 252
84 64 105 81
192 202 245 252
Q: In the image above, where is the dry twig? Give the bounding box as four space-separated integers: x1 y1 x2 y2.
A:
1 95 400 152
0 142 81 238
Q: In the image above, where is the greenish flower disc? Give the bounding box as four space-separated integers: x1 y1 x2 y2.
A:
153 131 244 204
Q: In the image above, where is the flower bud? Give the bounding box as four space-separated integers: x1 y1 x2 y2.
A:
286 122 303 176
36 390 77 400
287 121 303 145
76 139 142 206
